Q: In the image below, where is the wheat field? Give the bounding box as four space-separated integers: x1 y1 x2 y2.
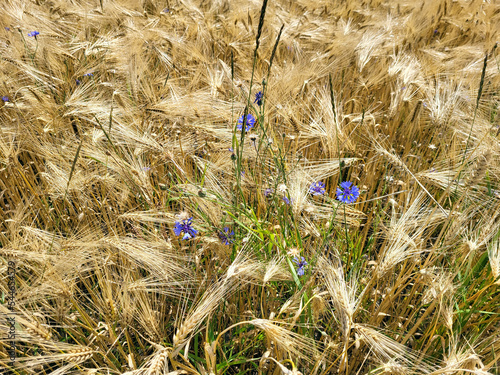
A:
0 0 499 374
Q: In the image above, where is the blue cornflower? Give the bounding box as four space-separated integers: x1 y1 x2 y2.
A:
283 196 292 205
336 181 360 204
237 114 256 132
264 188 273 197
2 96 9 102
76 79 81 85
173 217 198 240
309 181 326 196
5 27 10 31
254 91 263 106
27 31 39 37
83 72 94 77
293 256 308 276
218 227 234 245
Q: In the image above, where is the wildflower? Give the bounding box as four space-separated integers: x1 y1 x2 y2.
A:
264 188 273 197
309 181 326 196
27 31 39 37
277 184 287 193
336 181 360 204
287 247 300 257
142 167 151 172
218 227 234 245
254 91 263 106
2 96 9 102
76 79 81 86
293 256 308 276
283 196 292 205
83 72 94 77
237 114 256 132
173 217 198 240
5 27 10 31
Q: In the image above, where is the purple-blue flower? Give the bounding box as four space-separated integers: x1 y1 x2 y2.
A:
83 72 94 77
218 227 234 245
27 31 39 37
309 181 325 196
174 217 198 240
283 196 292 205
264 188 273 197
2 96 9 102
254 91 263 106
237 114 256 132
293 256 308 276
76 79 81 86
336 181 360 204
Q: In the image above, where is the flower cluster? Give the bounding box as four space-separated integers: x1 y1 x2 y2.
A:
2 96 9 102
27 31 39 37
336 181 360 204
293 256 308 276
218 227 234 245
237 114 256 132
173 217 198 240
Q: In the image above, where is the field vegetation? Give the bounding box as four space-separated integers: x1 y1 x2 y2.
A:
0 0 500 374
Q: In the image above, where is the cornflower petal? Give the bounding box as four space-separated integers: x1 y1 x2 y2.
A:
237 114 256 132
336 181 360 204
174 217 197 240
309 181 326 196
254 91 263 106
